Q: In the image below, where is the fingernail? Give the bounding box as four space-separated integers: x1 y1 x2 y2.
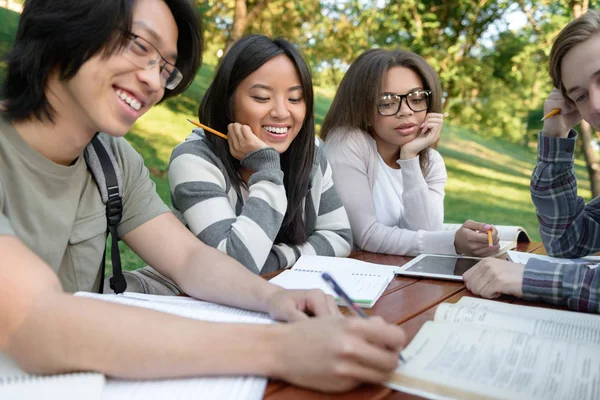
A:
420 123 425 128
483 224 492 230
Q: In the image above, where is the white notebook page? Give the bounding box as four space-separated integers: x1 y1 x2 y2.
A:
74 292 270 400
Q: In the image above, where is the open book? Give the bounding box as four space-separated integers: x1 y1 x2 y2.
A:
269 255 399 308
387 297 600 400
443 223 531 256
1 293 270 400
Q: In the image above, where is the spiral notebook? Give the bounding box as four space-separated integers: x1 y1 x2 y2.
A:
269 255 399 308
0 352 105 400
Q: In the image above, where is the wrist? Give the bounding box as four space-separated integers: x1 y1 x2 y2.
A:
265 323 292 379
541 128 570 138
453 233 463 255
260 284 286 313
399 149 417 160
507 265 525 297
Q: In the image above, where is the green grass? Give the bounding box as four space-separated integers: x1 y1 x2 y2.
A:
439 125 591 240
0 6 595 275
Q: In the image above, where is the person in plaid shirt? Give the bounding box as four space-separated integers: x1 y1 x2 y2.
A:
462 11 600 314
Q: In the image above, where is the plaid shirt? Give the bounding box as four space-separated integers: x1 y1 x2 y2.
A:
523 131 600 313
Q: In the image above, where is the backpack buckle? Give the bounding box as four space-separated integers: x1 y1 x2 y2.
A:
106 190 122 227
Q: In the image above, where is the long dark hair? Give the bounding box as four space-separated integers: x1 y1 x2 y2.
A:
2 0 202 123
199 34 315 245
321 48 442 172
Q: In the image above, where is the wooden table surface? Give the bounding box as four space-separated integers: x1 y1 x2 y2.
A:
263 242 546 400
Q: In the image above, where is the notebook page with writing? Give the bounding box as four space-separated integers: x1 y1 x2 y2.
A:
0 352 105 400
74 292 269 400
269 269 391 307
434 297 600 345
387 321 600 400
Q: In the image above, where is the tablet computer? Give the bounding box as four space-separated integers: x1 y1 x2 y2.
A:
395 254 481 281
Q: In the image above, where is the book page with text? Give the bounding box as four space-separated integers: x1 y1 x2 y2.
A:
388 321 600 400
434 298 600 345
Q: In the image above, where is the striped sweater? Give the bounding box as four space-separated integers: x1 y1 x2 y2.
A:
168 130 353 274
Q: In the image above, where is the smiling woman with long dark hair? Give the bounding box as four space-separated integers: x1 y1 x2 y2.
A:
169 35 352 274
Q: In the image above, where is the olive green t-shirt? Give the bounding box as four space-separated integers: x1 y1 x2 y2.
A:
0 117 169 292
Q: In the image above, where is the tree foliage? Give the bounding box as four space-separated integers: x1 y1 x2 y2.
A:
197 0 599 143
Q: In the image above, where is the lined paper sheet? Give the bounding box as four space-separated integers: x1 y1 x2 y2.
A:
0 353 105 400
102 375 266 400
291 254 401 275
76 292 273 324
74 292 271 400
269 269 391 307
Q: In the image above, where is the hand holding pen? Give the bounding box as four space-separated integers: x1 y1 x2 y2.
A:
321 272 406 363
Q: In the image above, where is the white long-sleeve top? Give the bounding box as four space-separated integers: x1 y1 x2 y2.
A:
324 127 457 256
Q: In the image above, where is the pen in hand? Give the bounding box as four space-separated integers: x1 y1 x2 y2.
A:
321 272 406 363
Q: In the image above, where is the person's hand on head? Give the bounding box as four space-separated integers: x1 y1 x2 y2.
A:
463 258 525 299
265 288 342 322
400 112 443 159
542 87 581 138
454 220 500 257
273 316 406 392
227 122 270 160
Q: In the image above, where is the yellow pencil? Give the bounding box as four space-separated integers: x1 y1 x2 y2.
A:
487 228 493 248
187 119 228 140
540 108 561 121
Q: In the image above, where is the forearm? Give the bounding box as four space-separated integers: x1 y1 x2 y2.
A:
6 291 284 378
522 259 600 313
176 243 282 313
399 155 445 231
530 131 600 257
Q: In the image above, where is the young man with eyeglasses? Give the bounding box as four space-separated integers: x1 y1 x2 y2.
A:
0 0 407 392
322 48 500 258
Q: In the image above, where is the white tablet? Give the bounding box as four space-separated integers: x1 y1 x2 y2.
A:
395 254 481 281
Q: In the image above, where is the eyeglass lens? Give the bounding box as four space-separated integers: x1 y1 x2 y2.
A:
126 35 183 90
377 91 429 115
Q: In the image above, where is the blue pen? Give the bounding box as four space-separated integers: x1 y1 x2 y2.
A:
321 272 406 363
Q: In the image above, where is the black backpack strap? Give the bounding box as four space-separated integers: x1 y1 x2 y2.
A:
85 134 127 294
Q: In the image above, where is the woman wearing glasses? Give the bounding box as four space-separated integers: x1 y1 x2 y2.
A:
322 49 499 257
169 35 352 274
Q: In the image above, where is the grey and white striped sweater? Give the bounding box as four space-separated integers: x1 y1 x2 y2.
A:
168 130 352 274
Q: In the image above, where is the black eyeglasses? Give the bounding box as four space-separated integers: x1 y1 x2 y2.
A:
377 90 431 116
122 32 183 90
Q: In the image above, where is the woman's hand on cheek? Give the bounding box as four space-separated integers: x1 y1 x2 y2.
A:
227 122 269 161
399 112 444 160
